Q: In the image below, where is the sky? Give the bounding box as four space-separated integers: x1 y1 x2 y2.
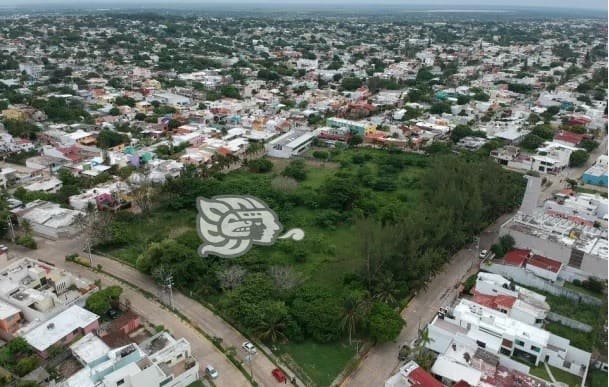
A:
1 0 607 9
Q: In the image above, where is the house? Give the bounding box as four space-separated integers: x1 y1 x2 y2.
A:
0 300 23 340
0 257 98 338
23 177 62 194
427 299 591 382
385 360 443 387
553 130 584 147
582 155 608 187
13 200 84 239
474 272 550 327
266 129 316 159
526 254 563 282
327 117 376 136
23 305 100 358
61 331 200 387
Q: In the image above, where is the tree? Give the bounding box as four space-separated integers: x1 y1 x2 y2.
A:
282 160 307 181
341 76 363 91
77 206 113 265
365 302 404 343
268 265 302 292
109 107 120 116
252 301 290 344
290 286 343 343
312 150 329 161
128 179 155 214
348 135 363 147
217 266 247 291
340 291 369 345
85 286 123 316
248 158 273 173
319 175 361 211
97 129 129 149
520 134 545 150
569 150 589 167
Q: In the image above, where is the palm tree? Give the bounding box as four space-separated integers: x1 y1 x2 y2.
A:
253 313 288 344
21 219 32 236
340 293 371 346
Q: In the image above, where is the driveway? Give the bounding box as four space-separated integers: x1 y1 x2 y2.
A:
9 237 299 387
340 213 513 387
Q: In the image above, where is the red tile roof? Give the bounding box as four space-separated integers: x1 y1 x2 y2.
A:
473 294 517 311
527 255 562 273
503 249 530 267
408 367 444 387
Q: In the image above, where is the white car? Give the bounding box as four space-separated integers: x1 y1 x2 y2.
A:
479 249 489 259
205 365 219 379
242 341 257 354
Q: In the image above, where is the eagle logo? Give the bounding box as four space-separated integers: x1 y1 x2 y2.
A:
196 195 304 258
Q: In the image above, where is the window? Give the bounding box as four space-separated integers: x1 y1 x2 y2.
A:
531 345 541 353
117 379 124 386
535 318 544 324
515 339 525 347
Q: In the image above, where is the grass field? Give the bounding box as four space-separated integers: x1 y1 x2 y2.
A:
530 364 582 386
277 341 356 386
588 369 608 387
563 281 604 299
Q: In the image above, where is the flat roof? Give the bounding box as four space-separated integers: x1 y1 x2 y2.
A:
431 355 482 385
24 305 99 352
70 332 110 365
0 299 20 320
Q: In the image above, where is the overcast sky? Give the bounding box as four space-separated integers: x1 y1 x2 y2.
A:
1 0 607 10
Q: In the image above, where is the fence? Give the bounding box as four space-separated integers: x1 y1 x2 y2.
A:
546 312 593 332
483 263 602 306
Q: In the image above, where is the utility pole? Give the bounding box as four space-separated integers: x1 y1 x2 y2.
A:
166 274 174 310
6 216 14 243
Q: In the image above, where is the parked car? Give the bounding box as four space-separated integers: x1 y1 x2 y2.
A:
205 365 219 379
0 244 8 253
272 368 287 383
479 249 489 259
242 341 256 354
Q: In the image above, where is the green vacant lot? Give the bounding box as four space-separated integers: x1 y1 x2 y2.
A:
98 148 525 385
278 341 356 386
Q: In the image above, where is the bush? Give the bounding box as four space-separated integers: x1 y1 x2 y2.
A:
16 235 37 249
247 158 273 173
582 277 605 294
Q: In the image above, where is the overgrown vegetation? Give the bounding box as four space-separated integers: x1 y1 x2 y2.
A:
97 148 525 381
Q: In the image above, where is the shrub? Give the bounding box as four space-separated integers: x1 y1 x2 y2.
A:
16 235 37 249
582 277 605 294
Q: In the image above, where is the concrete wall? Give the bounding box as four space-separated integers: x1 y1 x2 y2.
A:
546 312 593 333
483 264 602 306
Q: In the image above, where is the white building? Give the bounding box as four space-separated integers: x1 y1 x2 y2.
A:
474 272 550 327
61 331 199 387
427 299 591 381
12 200 84 240
23 177 63 194
266 129 316 159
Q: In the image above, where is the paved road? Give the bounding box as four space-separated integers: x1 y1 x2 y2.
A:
7 241 250 387
340 213 513 387
9 236 300 387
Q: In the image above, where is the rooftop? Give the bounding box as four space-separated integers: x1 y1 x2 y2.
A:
526 254 562 273
24 305 99 352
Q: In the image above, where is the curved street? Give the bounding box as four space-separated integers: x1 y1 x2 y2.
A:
7 236 300 387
